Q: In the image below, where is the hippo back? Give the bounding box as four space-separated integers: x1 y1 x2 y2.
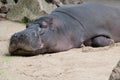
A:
52 3 120 41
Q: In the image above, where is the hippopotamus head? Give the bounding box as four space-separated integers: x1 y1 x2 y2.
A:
9 17 53 56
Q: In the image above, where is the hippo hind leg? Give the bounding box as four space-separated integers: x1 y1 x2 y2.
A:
92 36 114 47
84 36 114 47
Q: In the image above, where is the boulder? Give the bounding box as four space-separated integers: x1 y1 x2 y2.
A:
45 0 84 7
6 0 56 22
0 4 9 13
61 0 84 4
1 0 7 4
109 60 120 80
6 0 16 5
45 0 63 7
0 1 9 18
0 13 6 18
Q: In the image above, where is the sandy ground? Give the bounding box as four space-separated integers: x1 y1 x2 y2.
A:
0 1 120 80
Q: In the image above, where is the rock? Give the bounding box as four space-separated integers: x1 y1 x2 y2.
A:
0 1 2 6
46 0 84 4
6 0 56 22
6 0 16 5
0 1 9 19
45 0 84 7
45 0 63 7
61 0 84 4
109 60 120 80
0 13 6 18
1 0 7 4
0 4 9 13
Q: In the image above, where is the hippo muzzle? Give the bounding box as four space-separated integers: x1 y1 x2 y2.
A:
9 26 43 56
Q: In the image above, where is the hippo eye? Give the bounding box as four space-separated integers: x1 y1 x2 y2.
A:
40 21 47 28
26 25 29 28
26 23 31 28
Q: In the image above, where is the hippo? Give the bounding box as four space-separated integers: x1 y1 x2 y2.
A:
9 3 120 56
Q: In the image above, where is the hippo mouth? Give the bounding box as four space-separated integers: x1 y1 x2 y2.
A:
9 47 36 56
13 48 33 53
9 42 39 56
9 43 45 56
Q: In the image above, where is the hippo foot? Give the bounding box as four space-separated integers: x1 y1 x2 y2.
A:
84 36 115 47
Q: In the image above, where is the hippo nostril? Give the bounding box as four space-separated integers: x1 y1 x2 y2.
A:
20 34 24 37
18 34 26 40
10 34 19 44
14 34 17 37
11 33 27 43
13 33 18 38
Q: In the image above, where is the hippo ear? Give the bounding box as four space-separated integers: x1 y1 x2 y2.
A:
49 17 55 30
49 17 53 25
40 21 48 28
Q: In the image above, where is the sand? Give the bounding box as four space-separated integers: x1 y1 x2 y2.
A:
0 20 120 80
